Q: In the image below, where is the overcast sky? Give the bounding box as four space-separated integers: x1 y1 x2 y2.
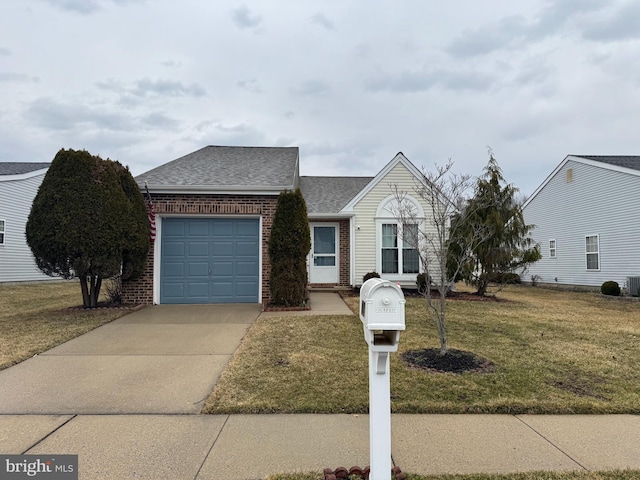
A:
2 0 640 196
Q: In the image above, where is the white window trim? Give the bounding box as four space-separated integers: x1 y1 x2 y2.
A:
375 194 425 281
585 234 600 271
0 219 5 246
549 239 556 258
375 219 423 280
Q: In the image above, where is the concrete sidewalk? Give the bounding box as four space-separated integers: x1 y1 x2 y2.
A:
1 292 640 479
2 414 640 479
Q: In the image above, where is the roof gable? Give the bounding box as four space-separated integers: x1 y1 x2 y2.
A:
137 146 299 193
523 155 640 209
341 152 428 212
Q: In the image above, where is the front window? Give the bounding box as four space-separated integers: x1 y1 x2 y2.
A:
586 235 599 270
381 223 419 274
0 220 4 245
549 239 556 258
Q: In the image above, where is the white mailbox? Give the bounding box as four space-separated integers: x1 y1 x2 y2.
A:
359 277 406 480
360 277 406 353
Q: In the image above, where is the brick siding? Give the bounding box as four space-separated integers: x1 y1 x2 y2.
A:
121 193 278 305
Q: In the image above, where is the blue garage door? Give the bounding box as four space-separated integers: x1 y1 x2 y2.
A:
161 218 259 303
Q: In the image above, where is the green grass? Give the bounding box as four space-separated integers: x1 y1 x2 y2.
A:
204 285 640 414
0 281 137 370
266 471 640 480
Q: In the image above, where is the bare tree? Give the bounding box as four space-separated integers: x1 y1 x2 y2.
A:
391 160 492 355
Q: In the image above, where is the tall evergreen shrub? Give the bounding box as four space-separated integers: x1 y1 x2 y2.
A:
269 188 311 306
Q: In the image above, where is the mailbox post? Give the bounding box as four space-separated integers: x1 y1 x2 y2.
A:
360 278 406 480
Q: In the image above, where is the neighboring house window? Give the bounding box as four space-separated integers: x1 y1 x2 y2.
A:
549 239 556 258
381 223 419 274
585 235 599 270
0 220 4 245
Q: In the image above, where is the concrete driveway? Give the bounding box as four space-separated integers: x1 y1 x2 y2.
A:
0 304 260 415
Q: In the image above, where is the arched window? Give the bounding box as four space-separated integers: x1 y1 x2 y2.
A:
375 195 424 277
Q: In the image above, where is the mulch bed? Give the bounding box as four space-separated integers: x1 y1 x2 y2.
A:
402 348 495 374
323 466 405 480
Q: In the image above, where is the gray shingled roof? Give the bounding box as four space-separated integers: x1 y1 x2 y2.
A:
574 155 640 171
137 146 299 190
299 176 373 214
0 162 50 175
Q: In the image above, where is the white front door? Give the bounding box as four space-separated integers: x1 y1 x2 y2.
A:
309 223 338 284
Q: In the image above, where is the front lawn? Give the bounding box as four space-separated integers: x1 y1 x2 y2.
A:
0 281 137 370
204 285 640 414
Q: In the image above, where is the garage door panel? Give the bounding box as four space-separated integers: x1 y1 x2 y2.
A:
162 282 185 299
188 262 209 277
189 221 210 236
163 262 185 277
163 241 185 257
164 221 185 236
211 261 233 276
212 241 233 256
161 218 259 304
236 221 258 236
212 221 234 236
236 240 258 256
237 261 258 276
187 282 209 299
188 241 209 257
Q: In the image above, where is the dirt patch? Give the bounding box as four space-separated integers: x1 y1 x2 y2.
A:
402 348 495 374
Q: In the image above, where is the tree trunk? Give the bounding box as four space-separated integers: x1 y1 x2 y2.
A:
80 277 90 308
88 274 102 308
438 294 447 355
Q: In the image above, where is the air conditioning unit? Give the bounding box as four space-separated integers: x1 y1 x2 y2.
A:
627 276 640 297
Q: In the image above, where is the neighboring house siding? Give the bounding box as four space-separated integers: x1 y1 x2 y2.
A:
0 172 55 282
352 162 431 286
122 193 278 305
524 160 640 288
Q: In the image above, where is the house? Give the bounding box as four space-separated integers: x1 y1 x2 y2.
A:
522 155 640 290
0 162 53 282
122 146 433 305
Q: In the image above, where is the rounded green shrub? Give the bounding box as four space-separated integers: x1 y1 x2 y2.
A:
601 281 621 296
416 273 429 294
363 271 380 283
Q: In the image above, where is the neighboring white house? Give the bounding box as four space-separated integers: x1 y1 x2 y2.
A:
0 162 54 282
522 155 640 290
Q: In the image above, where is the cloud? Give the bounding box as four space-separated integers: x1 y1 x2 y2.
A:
445 0 608 58
310 13 334 31
25 97 134 131
289 80 331 96
237 78 263 93
140 112 180 129
0 72 39 83
97 78 206 101
38 0 144 14
445 16 527 58
581 2 640 42
365 68 494 93
230 5 262 29
188 120 269 146
0 47 11 56
160 60 182 68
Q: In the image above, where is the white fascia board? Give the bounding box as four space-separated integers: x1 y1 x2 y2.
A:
0 168 49 182
307 213 354 219
569 155 640 177
142 184 286 195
